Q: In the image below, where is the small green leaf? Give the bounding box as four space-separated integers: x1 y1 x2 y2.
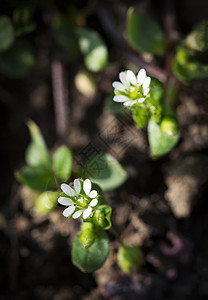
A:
72 228 110 272
15 166 55 191
82 153 128 191
117 245 143 274
92 205 112 230
0 39 35 78
126 8 166 54
34 191 59 214
148 119 180 157
26 120 51 168
0 15 15 51
148 78 164 106
53 146 73 181
75 28 108 71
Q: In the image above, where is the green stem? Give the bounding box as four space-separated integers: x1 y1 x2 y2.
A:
109 227 124 245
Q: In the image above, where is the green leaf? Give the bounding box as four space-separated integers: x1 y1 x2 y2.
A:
0 39 35 78
172 46 208 81
26 120 51 168
72 228 110 272
82 153 128 191
15 166 55 191
126 8 166 54
0 15 15 52
148 119 179 157
34 191 59 214
75 28 108 71
52 146 73 181
117 245 143 274
80 222 96 249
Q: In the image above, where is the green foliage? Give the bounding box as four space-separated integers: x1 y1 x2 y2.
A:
52 146 73 181
0 15 15 52
82 153 128 191
75 28 108 71
34 191 59 214
15 166 55 191
0 39 35 78
26 120 51 168
16 121 73 194
92 205 112 230
126 8 166 54
13 8 37 36
173 21 208 81
172 45 208 81
148 119 180 157
117 245 143 274
72 228 110 272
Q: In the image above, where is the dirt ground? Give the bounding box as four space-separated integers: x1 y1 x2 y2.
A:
1 0 208 299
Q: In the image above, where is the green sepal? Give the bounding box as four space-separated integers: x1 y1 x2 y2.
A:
92 205 112 230
80 222 96 249
72 228 110 272
132 105 150 128
117 245 143 274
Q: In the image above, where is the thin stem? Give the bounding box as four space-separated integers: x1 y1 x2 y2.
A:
51 59 69 144
109 227 124 245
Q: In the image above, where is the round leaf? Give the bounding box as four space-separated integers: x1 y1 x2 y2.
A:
0 16 15 51
148 119 180 157
127 8 166 54
75 28 108 72
117 245 143 274
72 229 110 272
82 153 128 191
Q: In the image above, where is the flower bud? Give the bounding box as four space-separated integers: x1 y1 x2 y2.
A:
117 245 143 274
92 205 112 230
80 222 95 249
161 116 179 136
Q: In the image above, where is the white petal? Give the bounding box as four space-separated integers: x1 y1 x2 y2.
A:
119 71 130 87
137 69 146 86
63 205 75 217
123 100 136 107
143 88 150 96
90 198 98 207
61 184 75 196
138 98 145 103
74 179 81 194
143 77 151 90
83 206 93 219
112 81 126 92
113 95 130 103
83 179 91 195
126 70 137 85
88 190 97 198
58 197 74 206
72 210 83 219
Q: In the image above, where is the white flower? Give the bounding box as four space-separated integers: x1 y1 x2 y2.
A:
112 69 151 107
58 178 98 220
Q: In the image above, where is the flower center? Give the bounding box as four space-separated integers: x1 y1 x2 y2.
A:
76 197 89 208
129 86 143 100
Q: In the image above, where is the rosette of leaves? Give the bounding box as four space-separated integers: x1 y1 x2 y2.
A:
173 20 208 81
15 120 73 214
